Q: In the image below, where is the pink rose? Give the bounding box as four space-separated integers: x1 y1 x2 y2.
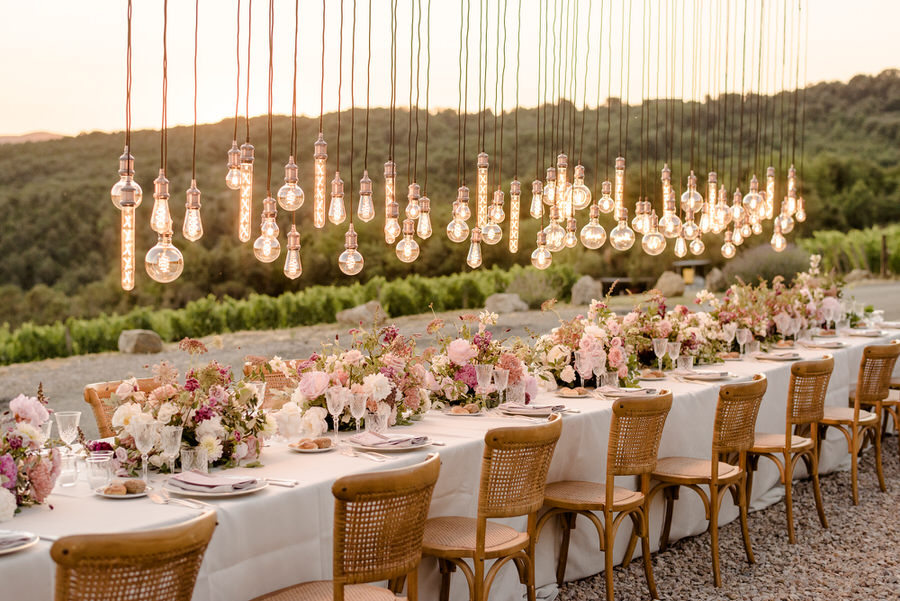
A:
331 369 350 387
114 380 139 400
608 346 625 368
447 338 477 365
424 372 440 392
298 371 330 400
617 364 628 378
149 384 178 404
605 317 622 337
342 349 364 366
656 320 673 338
9 395 49 426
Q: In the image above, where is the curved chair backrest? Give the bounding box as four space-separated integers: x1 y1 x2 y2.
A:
788 356 834 425
83 377 159 438
607 391 673 477
478 414 563 519
855 341 900 406
713 374 767 455
332 453 441 586
51 511 217 601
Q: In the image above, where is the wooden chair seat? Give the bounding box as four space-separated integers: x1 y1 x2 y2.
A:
820 406 878 426
255 581 403 601
422 517 529 560
749 432 813 454
543 480 643 512
890 377 900 389
652 456 741 484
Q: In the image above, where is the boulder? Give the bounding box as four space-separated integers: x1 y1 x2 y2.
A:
705 267 727 292
653 271 686 298
485 293 528 314
117 329 163 354
570 275 605 306
336 300 387 327
845 268 871 283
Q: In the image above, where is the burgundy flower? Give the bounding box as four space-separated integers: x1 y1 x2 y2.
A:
454 364 478 390
184 377 200 392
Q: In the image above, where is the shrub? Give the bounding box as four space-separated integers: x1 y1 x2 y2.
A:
723 243 810 286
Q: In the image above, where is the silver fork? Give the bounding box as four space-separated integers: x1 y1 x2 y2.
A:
148 491 203 510
339 445 386 462
160 488 211 508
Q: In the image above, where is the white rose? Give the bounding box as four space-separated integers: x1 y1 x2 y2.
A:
300 407 328 437
14 422 45 449
198 435 224 462
560 365 576 383
0 488 16 522
149 454 166 468
547 345 571 366
156 402 178 425
196 416 225 441
111 402 142 430
233 442 249 460
261 414 278 439
363 373 392 402
431 353 450 370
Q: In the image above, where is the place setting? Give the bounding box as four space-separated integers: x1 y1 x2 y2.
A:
0 531 40 557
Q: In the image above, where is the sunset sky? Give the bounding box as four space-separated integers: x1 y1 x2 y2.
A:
1 0 897 137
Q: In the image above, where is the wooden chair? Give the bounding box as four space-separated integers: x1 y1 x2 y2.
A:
647 375 766 587
819 340 900 504
421 414 563 601
83 377 159 438
255 453 441 601
262 371 297 411
539 392 673 601
747 357 833 544
887 375 900 454
51 510 217 601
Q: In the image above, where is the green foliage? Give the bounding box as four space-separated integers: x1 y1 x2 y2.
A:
722 244 810 286
800 224 900 274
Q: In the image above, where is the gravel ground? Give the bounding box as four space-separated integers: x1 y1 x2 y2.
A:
559 439 900 600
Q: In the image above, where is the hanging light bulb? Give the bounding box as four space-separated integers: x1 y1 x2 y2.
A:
580 204 607 249
631 201 645 234
543 205 566 252
614 157 626 212
731 189 746 224
509 179 521 253
239 142 255 241
328 171 347 224
338 223 364 275
417 196 432 239
659 190 683 239
277 156 304 211
765 166 776 220
610 205 636 251
732 225 744 246
489 189 505 223
771 219 787 252
119 180 137 291
702 171 717 233
752 220 763 235
225 140 242 190
455 185 472 220
689 237 705 255
564 217 578 248
357 170 375 222
111 148 143 209
253 196 281 263
680 170 703 213
795 196 807 222
447 186 470 243
145 229 185 283
406 182 421 219
661 164 673 205
674 235 688 258
570 164 592 211
598 179 615 213
476 152 489 227
543 167 557 206
556 154 572 218
396 218 421 263
785 164 798 214
531 230 553 270
466 227 483 268
641 211 666 256
481 221 502 246
742 175 762 215
383 161 399 242
740 221 752 239
283 224 302 279
183 179 203 242
313 133 327 228
530 179 544 218
713 186 730 233
150 169 172 234
682 207 699 240
721 230 736 259
778 203 795 234
481 189 503 245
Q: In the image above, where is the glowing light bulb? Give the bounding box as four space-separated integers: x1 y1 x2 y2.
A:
225 140 242 190
732 226 744 246
543 205 566 252
765 166 776 220
778 205 795 234
795 196 807 222
752 221 763 235
384 200 401 244
338 224 364 275
556 154 572 218
661 164 673 204
740 222 752 239
489 189 505 223
119 181 137 291
614 157 626 213
357 170 375 222
530 179 544 218
731 189 746 224
145 229 184 283
641 212 666 256
598 179 615 214
396 218 420 263
564 218 578 248
327 172 346 225
283 224 302 279
580 205 607 249
238 143 255 241
277 156 304 211
384 161 398 242
476 152 489 227
455 185 472 221
689 237 705 255
570 164 592 211
674 235 688 258
610 206 636 251
313 134 328 228
509 180 521 253
659 190 683 239
771 220 787 252
742 175 762 214
466 227 483 268
682 208 699 240
481 222 502 245
721 230 736 259
253 197 281 263
183 179 203 242
417 196 432 239
447 186 471 243
681 171 702 212
543 167 557 206
631 201 645 234
150 169 172 234
785 164 798 214
406 182 421 219
111 148 143 209
531 231 553 270
704 171 717 233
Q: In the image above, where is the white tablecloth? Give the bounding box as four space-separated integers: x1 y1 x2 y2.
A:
5 332 898 601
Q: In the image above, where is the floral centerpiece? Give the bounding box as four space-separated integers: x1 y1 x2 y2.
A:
619 291 678 367
667 304 729 364
697 280 777 344
0 386 61 520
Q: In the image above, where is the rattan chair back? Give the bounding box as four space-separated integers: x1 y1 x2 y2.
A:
855 341 900 406
332 453 440 586
478 414 563 519
51 511 217 601
788 356 834 425
607 391 673 477
83 377 159 438
713 375 767 454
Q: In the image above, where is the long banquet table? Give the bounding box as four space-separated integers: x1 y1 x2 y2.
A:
5 332 900 601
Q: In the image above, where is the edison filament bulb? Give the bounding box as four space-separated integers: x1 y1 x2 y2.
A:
641 212 666 256
598 179 615 213
785 165 798 214
689 237 705 255
338 224 364 275
277 156 304 211
328 172 347 225
681 171 703 213
476 152 489 227
614 157 626 213
489 189 505 223
632 201 646 235
509 179 521 253
660 164 673 205
357 170 375 222
778 205 795 234
752 220 764 235
183 179 203 242
740 222 752 239
556 154 570 213
765 166 776 220
543 205 566 252
225 140 242 190
721 230 736 259
732 226 744 246
416 196 432 239
580 204 607 249
531 231 553 270
530 179 544 218
659 191 683 238
674 235 688 258
119 181 137 291
564 218 578 248
743 175 762 215
405 182 421 220
111 148 143 209
570 164 592 211
396 218 421 263
543 167 557 206
795 197 807 222
150 169 172 234
481 221 502 246
447 186 470 243
466 227 483 268
313 133 327 228
145 230 185 284
283 225 302 280
609 206 635 251
239 142 255 242
383 161 399 242
771 220 787 252
253 197 281 263
731 189 746 224
455 185 472 221
682 209 699 240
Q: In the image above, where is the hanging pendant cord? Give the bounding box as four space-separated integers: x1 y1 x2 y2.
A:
390 0 397 160
736 0 748 187
125 0 132 154
232 0 240 142
799 0 808 186
424 0 431 193
462 0 470 185
350 0 356 222
364 0 371 172
622 0 631 161
534 0 540 182
266 0 273 195
578 0 591 169
245 0 251 142
191 0 199 179
336 0 343 173
414 0 422 183
408 0 416 183
290 0 299 158
456 0 464 187
514 0 520 180
594 0 605 189
161 0 168 170
319 0 326 133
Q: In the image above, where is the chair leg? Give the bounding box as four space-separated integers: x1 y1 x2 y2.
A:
640 507 659 599
709 485 722 587
659 486 677 552
604 512 616 601
438 559 454 601
850 430 860 505
784 457 796 544
745 461 756 503
738 478 755 564
556 512 575 587
874 424 887 492
474 557 485 601
806 452 828 529
407 570 418 601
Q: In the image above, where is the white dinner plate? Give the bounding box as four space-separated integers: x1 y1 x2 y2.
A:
848 330 885 338
755 353 802 361
719 356 742 362
0 531 39 556
601 387 652 398
287 443 335 453
443 409 486 416
556 389 591 398
163 480 269 498
638 375 667 381
501 406 561 417
93 485 152 499
802 341 847 350
681 372 734 382
349 439 432 452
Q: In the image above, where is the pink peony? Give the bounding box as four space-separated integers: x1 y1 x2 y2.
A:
149 384 178 404
25 456 55 504
424 372 440 392
656 319 673 338
605 316 622 337
330 369 350 388
608 345 625 368
0 454 16 490
496 353 525 385
298 371 331 400
342 349 364 366
9 395 49 426
447 338 478 365
617 364 628 378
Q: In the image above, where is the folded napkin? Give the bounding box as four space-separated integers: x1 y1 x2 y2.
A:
499 402 565 413
849 329 883 336
881 321 900 329
802 340 845 349
0 531 35 551
675 369 730 377
348 431 428 447
596 387 656 396
168 471 259 493
756 351 800 360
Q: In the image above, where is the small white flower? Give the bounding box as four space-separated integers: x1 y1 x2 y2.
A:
198 435 223 462
111 402 143 430
196 416 225 441
547 344 571 366
261 414 278 439
0 488 16 522
479 310 499 326
14 422 45 449
430 353 450 370
300 407 328 437
363 373 392 402
156 402 178 425
233 442 249 460
149 454 165 468
560 365 576 383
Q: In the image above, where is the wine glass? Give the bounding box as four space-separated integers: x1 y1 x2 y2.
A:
736 328 752 356
349 393 367 433
55 411 81 450
652 338 669 372
667 341 681 370
130 422 159 486
475 364 494 406
159 425 183 475
325 388 348 445
574 351 593 387
493 368 509 405
592 356 607 388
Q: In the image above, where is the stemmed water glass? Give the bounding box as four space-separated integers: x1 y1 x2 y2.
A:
475 364 494 407
55 411 81 486
325 388 347 445
667 342 681 370
652 338 669 372
349 393 367 433
736 328 752 356
131 422 159 486
574 351 593 388
592 357 606 388
493 368 509 406
723 322 738 353
159 425 183 475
